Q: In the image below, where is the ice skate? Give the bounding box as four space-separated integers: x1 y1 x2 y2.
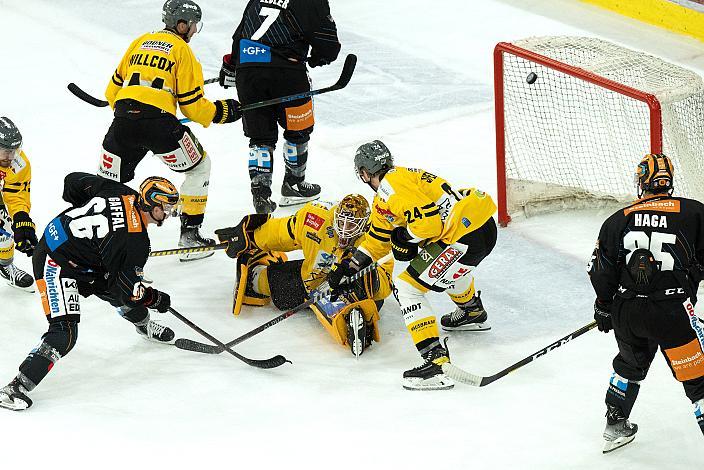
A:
402 340 454 391
179 221 216 262
136 319 176 345
0 377 32 411
0 262 35 292
441 293 490 331
602 404 638 453
279 180 321 207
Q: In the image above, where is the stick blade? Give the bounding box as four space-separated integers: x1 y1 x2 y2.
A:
67 83 109 107
333 54 357 90
174 338 222 354
441 363 485 387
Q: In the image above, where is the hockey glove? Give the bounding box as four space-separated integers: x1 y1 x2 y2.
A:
391 227 418 262
11 211 37 256
594 299 612 333
141 287 171 313
308 50 332 68
213 99 242 124
219 54 237 88
328 260 356 301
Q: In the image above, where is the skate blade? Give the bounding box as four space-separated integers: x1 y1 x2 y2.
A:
4 280 36 293
138 334 176 346
179 251 216 262
602 435 636 453
0 396 31 411
441 322 491 332
279 194 320 207
402 375 455 391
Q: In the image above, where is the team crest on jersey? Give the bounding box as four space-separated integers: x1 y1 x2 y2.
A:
326 226 335 238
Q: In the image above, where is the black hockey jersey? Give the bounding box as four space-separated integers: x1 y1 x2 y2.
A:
588 195 704 302
42 173 151 304
231 0 341 70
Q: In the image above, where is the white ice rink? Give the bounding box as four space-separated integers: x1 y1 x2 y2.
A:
1 0 702 468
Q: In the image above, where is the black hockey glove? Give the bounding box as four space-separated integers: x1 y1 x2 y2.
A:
594 299 612 333
391 227 418 262
12 211 37 256
213 99 242 124
328 260 356 301
142 287 171 313
308 50 332 68
219 54 237 88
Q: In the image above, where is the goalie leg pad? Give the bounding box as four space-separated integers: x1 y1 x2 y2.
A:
232 251 273 315
267 259 307 310
311 298 381 350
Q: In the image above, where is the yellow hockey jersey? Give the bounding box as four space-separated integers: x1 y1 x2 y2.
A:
360 167 497 261
0 150 31 217
253 200 393 299
105 30 216 127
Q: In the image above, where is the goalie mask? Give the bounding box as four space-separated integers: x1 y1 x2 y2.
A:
138 176 180 226
334 194 370 249
636 153 673 197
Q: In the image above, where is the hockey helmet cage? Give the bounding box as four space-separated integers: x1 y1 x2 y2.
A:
354 140 393 178
138 176 180 212
636 153 674 196
162 0 202 30
0 117 22 150
334 194 370 248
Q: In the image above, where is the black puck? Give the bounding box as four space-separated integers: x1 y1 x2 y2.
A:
526 72 538 84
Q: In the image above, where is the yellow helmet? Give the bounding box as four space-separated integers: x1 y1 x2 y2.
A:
138 176 180 212
334 194 370 248
636 153 673 197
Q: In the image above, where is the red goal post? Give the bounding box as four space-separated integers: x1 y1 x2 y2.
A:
494 37 704 226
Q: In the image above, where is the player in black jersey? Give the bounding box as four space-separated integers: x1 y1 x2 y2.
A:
219 0 341 213
0 173 179 411
588 153 704 452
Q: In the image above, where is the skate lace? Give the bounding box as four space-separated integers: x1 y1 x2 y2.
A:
298 181 316 190
147 321 167 339
450 307 467 322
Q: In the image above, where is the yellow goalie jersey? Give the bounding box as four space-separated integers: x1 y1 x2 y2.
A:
105 30 216 127
253 200 393 300
359 167 497 261
0 150 31 217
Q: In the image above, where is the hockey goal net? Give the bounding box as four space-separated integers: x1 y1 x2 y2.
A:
495 36 704 226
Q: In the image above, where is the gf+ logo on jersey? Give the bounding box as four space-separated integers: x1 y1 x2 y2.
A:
242 46 268 55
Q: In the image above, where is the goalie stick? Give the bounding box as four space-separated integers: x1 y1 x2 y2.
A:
67 53 356 118
168 307 290 369
175 251 392 354
442 320 598 387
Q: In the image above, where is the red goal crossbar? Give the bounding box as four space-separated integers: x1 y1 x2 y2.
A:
493 41 663 226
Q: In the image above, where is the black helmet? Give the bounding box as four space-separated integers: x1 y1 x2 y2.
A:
162 0 202 30
354 140 393 177
0 117 22 150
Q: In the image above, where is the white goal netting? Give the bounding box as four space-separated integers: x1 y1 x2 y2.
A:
498 36 704 221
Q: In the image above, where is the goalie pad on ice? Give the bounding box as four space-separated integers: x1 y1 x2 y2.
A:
310 297 381 349
232 250 288 315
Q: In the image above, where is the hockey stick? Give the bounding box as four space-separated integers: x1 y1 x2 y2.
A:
175 251 392 354
67 78 219 108
149 242 228 258
442 320 598 387
168 306 290 369
68 53 356 118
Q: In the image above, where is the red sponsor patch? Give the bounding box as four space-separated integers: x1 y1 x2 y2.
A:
163 154 178 164
0 170 5 180
452 267 469 280
304 212 325 231
181 137 200 164
102 154 113 169
374 204 395 218
429 247 462 279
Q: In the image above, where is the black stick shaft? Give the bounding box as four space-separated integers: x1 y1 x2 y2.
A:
149 242 228 258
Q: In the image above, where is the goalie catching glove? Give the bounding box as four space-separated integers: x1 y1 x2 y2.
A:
215 214 271 259
391 227 418 262
328 250 374 300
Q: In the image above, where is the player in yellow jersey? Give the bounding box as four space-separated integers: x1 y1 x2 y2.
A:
328 140 498 390
0 117 37 292
214 195 394 357
100 0 242 261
